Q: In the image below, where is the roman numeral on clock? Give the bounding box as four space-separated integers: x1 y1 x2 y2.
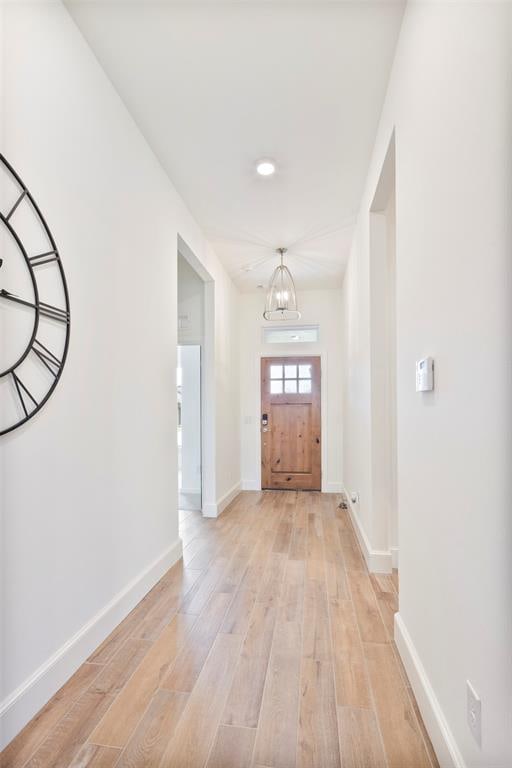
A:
32 339 62 377
39 301 69 323
29 250 58 267
11 372 38 417
5 189 27 221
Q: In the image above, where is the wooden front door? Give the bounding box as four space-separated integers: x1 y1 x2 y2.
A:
261 356 321 490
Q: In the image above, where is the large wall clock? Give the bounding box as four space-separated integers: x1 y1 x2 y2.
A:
0 154 70 436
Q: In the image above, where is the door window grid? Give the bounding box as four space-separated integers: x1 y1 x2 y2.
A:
269 363 312 394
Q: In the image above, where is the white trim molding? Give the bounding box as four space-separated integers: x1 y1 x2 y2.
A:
0 538 183 750
343 488 392 573
203 481 241 518
390 546 399 569
394 613 466 768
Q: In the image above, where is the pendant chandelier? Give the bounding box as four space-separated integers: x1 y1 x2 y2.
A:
263 247 301 321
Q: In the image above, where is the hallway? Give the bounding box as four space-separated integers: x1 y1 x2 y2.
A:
2 492 437 768
1 2 511 764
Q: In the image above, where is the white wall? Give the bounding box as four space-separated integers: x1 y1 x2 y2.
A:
213 273 240 508
341 3 512 767
240 289 343 494
0 0 240 746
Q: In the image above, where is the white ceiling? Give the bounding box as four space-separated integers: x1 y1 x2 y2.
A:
66 1 404 291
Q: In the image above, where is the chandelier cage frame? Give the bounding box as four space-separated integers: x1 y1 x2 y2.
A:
263 247 301 321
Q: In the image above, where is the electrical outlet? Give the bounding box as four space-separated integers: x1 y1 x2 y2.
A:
350 492 359 505
467 680 482 746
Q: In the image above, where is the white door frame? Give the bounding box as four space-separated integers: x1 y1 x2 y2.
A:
177 235 215 516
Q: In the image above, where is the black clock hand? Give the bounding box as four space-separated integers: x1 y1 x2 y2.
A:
0 289 69 324
0 289 35 311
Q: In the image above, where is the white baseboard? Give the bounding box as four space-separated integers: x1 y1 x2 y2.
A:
0 537 183 750
390 546 399 569
322 482 344 493
343 488 392 573
203 481 241 518
394 613 466 768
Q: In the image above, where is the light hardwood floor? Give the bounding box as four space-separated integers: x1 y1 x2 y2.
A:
1 491 439 768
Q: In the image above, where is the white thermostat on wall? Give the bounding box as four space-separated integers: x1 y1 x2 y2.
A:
416 357 434 392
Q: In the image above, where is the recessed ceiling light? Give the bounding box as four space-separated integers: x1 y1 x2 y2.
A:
256 159 276 176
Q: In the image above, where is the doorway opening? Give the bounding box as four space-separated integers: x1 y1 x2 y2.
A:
176 236 216 517
177 249 204 513
260 356 321 491
177 344 201 511
369 131 398 577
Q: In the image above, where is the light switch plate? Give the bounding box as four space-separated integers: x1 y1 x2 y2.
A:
467 680 482 747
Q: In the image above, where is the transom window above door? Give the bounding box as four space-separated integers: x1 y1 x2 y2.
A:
263 325 319 344
269 363 312 394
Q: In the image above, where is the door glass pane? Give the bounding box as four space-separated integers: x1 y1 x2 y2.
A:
299 379 312 393
270 379 283 394
284 364 297 379
284 379 298 393
298 364 311 379
270 364 283 379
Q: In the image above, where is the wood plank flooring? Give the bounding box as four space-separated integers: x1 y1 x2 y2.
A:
1 491 439 768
